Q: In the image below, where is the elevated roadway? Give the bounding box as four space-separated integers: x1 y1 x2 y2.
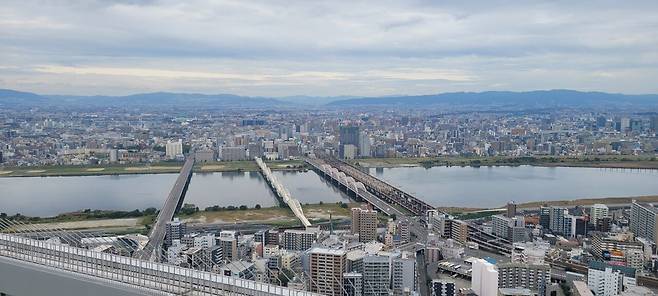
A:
135 156 195 261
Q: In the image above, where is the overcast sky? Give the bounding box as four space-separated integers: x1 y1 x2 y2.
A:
1 0 658 97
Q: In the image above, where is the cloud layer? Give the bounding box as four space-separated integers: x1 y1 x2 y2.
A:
1 0 658 96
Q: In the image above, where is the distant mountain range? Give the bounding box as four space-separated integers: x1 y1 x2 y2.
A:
327 90 658 108
2 89 658 109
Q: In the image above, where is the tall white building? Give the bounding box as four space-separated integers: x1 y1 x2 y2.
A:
590 204 609 225
358 132 371 158
587 261 637 296
629 201 658 242
166 140 183 159
471 259 498 296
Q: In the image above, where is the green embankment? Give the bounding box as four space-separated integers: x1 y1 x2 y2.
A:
0 159 306 177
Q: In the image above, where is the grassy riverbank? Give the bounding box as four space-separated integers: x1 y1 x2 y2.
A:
177 202 360 226
0 202 360 232
351 155 658 169
0 159 306 178
2 155 656 178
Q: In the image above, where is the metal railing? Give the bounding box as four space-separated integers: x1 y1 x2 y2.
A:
0 233 322 296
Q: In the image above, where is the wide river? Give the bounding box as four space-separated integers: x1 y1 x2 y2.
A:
1 166 657 217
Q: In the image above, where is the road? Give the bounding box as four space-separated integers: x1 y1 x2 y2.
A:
135 156 195 261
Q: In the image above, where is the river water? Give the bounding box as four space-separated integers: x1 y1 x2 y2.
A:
1 166 657 217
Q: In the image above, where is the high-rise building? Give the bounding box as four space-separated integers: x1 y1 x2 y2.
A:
309 247 346 296
445 219 469 244
590 204 609 226
506 202 517 218
539 207 551 230
651 116 658 132
497 263 550 292
587 261 637 296
471 259 498 296
343 144 358 160
165 139 183 159
432 280 455 296
362 255 390 296
218 232 238 263
549 207 566 234
630 201 658 243
358 132 371 158
392 255 416 296
344 272 363 296
165 218 187 246
492 215 512 239
352 207 378 243
339 125 360 159
282 228 319 251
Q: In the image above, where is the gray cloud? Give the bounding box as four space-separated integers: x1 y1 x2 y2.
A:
1 0 658 96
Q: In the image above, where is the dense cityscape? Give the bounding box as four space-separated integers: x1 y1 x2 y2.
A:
2 108 658 167
3 1 658 296
2 102 658 296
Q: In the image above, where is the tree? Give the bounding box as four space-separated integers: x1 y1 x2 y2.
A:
255 204 261 209
239 205 248 210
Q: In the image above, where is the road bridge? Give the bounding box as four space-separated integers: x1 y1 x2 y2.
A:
135 156 195 261
255 157 312 227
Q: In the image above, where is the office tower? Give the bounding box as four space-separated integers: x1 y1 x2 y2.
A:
471 259 498 296
587 261 637 296
630 201 658 242
563 214 576 238
596 116 607 128
165 217 187 246
344 272 363 296
651 116 658 132
309 247 346 296
165 139 183 159
432 280 455 296
392 255 416 296
590 204 609 225
352 207 378 243
549 207 566 235
506 202 517 218
618 117 631 132
358 132 371 157
282 228 319 251
497 263 550 292
539 207 551 230
339 125 360 159
362 255 390 296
